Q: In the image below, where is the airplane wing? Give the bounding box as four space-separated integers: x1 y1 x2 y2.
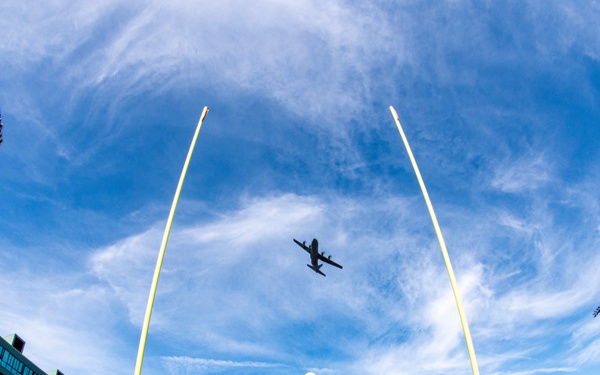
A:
293 239 311 254
318 253 343 269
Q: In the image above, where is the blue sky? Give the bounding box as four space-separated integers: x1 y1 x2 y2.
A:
1 1 600 374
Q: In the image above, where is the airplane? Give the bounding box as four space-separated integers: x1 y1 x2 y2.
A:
292 238 343 276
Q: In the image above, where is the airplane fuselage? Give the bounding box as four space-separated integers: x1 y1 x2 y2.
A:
309 238 319 267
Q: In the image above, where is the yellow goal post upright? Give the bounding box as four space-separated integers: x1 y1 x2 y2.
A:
133 106 209 375
389 106 480 375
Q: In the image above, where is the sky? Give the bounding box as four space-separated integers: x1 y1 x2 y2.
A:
1 1 600 374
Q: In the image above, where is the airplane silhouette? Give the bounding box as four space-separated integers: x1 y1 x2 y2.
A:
292 238 343 276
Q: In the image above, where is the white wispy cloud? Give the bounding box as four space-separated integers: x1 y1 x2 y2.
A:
88 194 446 367
3 184 600 374
82 204 376 372
1 0 398 125
0 265 133 374
490 152 553 193
88 191 589 374
1 0 406 193
161 356 282 374
488 368 576 375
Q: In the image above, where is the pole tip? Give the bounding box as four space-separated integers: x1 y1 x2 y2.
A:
200 106 209 121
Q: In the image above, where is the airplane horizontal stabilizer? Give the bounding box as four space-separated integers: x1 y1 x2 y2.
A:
307 264 326 277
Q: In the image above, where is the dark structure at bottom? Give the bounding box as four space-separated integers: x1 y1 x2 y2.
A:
0 333 64 375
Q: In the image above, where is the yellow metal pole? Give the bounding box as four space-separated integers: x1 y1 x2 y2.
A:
133 106 209 375
389 106 480 375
